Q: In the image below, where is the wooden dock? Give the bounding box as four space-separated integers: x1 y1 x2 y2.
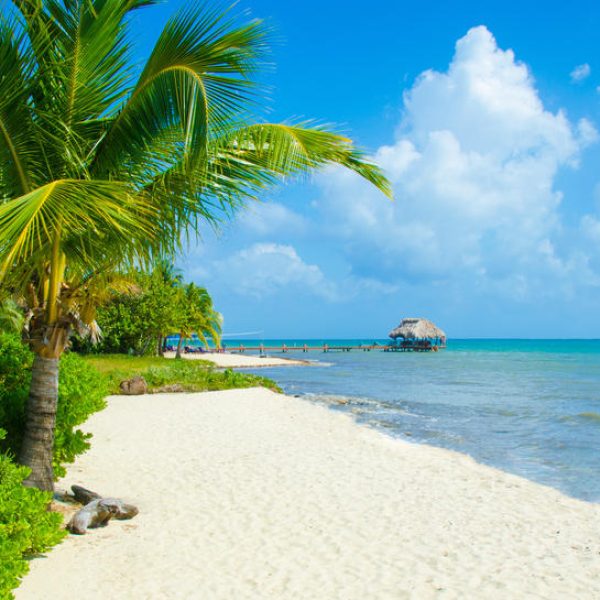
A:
182 342 445 355
224 344 382 354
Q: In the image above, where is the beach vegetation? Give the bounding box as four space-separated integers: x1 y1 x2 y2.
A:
0 334 107 479
0 429 65 600
84 354 282 394
73 266 222 357
0 299 24 335
174 283 222 358
0 0 391 491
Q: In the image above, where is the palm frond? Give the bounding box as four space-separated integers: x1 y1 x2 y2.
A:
212 122 393 198
93 2 268 177
0 14 37 196
0 179 156 278
0 297 24 333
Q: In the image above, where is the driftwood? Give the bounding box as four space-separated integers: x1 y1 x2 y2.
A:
67 485 139 535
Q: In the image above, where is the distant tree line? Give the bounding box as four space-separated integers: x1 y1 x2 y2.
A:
72 263 222 357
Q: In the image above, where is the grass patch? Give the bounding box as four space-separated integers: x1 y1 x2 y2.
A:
83 354 282 394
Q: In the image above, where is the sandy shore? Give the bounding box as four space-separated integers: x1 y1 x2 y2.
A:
17 388 600 599
163 350 309 368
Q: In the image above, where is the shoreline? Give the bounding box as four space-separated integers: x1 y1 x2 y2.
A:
163 350 311 368
17 387 600 599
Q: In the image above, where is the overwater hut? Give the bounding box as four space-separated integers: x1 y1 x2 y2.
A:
387 318 446 351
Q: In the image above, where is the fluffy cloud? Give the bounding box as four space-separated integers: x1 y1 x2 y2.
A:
316 26 598 298
210 243 337 300
570 63 591 83
236 203 308 237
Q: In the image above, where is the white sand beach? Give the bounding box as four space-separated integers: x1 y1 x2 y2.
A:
17 388 600 600
163 350 309 368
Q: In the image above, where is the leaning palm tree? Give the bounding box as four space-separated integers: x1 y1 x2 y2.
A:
0 1 391 491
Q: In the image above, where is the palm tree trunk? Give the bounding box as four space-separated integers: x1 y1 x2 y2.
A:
157 335 164 357
175 334 184 359
19 355 59 491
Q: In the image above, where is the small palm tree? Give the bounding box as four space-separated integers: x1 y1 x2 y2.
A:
175 283 222 358
150 261 184 355
0 1 391 491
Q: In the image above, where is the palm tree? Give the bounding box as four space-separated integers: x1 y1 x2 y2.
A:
0 1 391 491
175 283 222 358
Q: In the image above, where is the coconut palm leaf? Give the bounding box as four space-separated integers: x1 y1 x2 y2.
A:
0 15 37 196
0 179 156 274
93 3 267 177
0 297 24 332
141 121 392 242
212 122 393 198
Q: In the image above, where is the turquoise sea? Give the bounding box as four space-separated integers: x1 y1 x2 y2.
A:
221 338 600 503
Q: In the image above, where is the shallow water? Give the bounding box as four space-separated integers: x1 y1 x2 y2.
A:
232 339 600 503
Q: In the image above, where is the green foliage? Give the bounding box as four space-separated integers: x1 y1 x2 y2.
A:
177 283 222 350
84 354 282 394
75 266 222 356
53 354 108 478
0 429 65 599
0 334 32 453
85 267 181 355
0 335 107 478
0 300 24 334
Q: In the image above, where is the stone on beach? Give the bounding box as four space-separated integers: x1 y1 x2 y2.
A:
119 376 148 395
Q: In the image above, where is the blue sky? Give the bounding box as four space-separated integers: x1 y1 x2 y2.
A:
133 1 600 338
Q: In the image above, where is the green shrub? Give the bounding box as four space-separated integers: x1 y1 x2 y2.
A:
0 333 33 455
53 353 108 478
0 334 108 479
0 429 65 599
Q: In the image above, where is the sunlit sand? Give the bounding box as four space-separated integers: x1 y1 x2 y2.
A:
17 388 600 599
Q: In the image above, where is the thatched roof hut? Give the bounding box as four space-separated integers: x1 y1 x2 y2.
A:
388 318 446 342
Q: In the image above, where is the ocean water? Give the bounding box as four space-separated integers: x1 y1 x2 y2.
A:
226 339 600 503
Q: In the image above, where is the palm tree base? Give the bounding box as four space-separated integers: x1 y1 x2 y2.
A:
19 355 58 491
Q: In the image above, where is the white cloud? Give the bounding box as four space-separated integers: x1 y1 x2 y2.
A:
210 243 337 300
316 26 598 298
236 203 308 237
570 63 591 83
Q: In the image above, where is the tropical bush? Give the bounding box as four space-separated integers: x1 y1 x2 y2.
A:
0 334 107 478
0 429 65 599
52 354 108 478
73 266 222 357
0 333 32 452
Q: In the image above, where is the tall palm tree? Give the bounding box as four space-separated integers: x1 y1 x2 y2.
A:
0 0 391 491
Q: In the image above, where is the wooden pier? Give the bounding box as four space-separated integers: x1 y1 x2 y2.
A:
182 341 445 355
224 344 382 354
